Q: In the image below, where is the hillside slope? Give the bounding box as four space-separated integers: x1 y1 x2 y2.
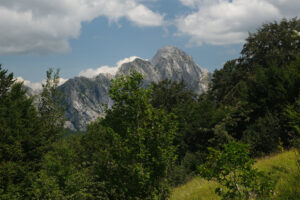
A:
170 150 299 200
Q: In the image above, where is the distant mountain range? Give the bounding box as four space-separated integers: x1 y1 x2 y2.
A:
29 46 211 131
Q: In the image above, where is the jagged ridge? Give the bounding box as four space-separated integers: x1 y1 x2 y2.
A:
59 46 211 131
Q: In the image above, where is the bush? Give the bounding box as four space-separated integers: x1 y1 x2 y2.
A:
199 141 274 200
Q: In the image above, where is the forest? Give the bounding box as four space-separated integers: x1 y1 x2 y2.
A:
0 18 299 200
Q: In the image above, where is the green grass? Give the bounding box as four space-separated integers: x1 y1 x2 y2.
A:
170 150 299 200
170 178 220 200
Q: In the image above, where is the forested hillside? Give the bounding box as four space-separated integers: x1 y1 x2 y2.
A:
0 18 299 199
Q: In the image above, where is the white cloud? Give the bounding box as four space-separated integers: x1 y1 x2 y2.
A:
78 66 119 78
16 76 68 91
179 0 211 8
16 77 43 91
57 77 68 86
177 0 300 46
79 56 142 78
0 0 164 55
127 5 164 27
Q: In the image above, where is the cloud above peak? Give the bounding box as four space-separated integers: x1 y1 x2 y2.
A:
0 0 164 55
16 76 68 92
177 0 300 46
79 56 142 78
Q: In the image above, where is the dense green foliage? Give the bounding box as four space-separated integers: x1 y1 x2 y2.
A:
81 71 177 199
0 18 299 199
0 67 44 199
199 142 273 200
38 68 66 143
209 18 300 156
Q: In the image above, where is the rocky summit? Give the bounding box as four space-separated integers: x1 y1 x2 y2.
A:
58 46 211 131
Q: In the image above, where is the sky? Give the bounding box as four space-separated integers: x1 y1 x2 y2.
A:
0 0 299 88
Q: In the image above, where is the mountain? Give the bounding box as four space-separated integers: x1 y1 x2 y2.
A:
59 74 113 131
117 58 160 87
152 46 209 93
59 46 211 131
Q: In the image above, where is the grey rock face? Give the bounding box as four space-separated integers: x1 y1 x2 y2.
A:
117 58 160 87
152 46 210 94
60 46 211 131
59 74 113 131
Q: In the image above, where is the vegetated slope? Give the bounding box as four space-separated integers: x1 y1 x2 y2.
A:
59 46 210 131
170 150 299 200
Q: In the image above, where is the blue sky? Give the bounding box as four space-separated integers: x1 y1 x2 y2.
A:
0 0 298 85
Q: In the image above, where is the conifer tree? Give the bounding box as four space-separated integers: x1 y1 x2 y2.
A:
0 66 43 199
38 68 65 143
0 64 14 99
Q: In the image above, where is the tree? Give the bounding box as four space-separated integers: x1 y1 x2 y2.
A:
208 19 300 155
285 96 300 143
0 64 14 99
210 59 247 104
87 71 177 199
199 141 273 200
30 136 92 200
241 18 300 68
38 68 65 143
242 112 282 156
284 95 300 172
211 18 300 106
0 66 44 199
151 80 197 161
151 79 196 113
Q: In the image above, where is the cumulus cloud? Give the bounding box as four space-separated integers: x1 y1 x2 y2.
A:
16 76 68 91
79 56 142 78
0 0 164 55
177 0 300 46
16 77 43 91
179 0 214 8
57 77 68 86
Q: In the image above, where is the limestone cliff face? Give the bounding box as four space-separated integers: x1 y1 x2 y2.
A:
59 46 211 131
117 58 160 87
59 74 113 131
152 46 210 94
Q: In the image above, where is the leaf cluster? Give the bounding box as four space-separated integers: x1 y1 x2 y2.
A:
199 142 273 200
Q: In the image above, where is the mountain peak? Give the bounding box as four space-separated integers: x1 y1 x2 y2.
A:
58 46 211 131
152 46 191 66
159 45 181 52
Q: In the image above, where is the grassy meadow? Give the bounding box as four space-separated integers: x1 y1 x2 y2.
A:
170 150 299 200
